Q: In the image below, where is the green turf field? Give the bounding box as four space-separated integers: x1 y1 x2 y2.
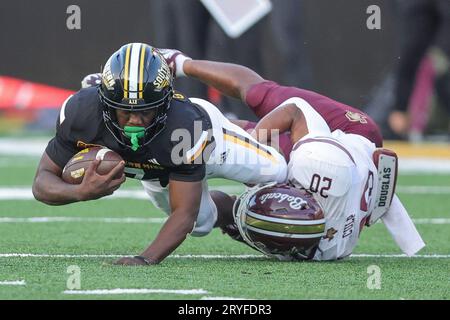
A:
0 154 449 300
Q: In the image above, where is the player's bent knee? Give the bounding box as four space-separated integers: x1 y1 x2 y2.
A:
190 217 215 237
141 180 171 214
190 197 218 237
190 228 211 237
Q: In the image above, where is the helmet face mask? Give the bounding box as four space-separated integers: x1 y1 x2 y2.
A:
234 183 326 261
101 104 168 151
98 43 173 151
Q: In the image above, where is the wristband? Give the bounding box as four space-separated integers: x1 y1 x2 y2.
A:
174 53 192 77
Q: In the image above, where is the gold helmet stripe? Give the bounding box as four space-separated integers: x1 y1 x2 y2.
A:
123 44 132 98
138 44 146 99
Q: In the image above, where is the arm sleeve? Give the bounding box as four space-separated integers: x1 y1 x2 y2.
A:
245 81 282 119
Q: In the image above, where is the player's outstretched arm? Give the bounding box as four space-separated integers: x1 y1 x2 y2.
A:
158 48 264 102
115 180 202 265
184 60 264 102
32 151 125 205
253 104 308 146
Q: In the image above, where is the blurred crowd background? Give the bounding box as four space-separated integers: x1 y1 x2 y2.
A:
0 0 449 142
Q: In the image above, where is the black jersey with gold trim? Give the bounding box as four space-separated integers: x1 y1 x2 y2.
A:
45 87 214 186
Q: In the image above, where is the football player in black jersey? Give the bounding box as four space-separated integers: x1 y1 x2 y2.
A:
32 43 287 265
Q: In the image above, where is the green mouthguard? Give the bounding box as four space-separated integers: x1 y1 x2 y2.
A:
124 126 145 151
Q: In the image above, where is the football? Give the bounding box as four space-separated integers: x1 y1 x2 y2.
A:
61 147 124 184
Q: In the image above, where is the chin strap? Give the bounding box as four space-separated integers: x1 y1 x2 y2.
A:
124 126 145 151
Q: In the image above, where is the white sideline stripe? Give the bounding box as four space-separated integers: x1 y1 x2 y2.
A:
0 217 448 224
396 186 450 194
0 280 26 286
2 185 450 201
0 217 166 223
0 253 449 259
63 288 208 295
2 138 450 171
412 218 450 224
0 186 244 200
350 254 450 258
400 158 450 173
0 140 48 156
0 188 147 200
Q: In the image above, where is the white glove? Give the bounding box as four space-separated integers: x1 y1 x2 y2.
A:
81 73 102 89
158 48 192 78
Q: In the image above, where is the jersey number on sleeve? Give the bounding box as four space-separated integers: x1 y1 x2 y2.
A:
309 174 333 198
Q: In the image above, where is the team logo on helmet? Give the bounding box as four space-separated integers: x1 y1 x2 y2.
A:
259 192 308 210
152 52 171 90
102 57 115 90
345 111 368 124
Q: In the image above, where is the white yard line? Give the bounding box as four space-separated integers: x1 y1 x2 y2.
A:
0 280 26 286
0 253 448 259
63 288 208 295
0 186 243 200
0 216 448 224
1 185 450 201
0 217 166 223
0 253 263 259
0 253 123 258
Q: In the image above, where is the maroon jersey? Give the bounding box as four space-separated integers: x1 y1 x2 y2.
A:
245 81 383 147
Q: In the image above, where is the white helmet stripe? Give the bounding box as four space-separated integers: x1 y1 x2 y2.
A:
246 225 325 238
246 211 325 226
128 43 141 99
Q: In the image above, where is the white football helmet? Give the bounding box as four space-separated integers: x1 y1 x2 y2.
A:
233 183 326 261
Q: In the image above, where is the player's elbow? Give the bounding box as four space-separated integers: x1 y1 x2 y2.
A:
32 181 47 204
32 176 56 205
32 174 42 199
184 217 198 235
32 182 47 204
174 210 199 236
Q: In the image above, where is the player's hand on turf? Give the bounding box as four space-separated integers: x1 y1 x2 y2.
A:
114 256 149 266
78 159 126 201
157 48 191 78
